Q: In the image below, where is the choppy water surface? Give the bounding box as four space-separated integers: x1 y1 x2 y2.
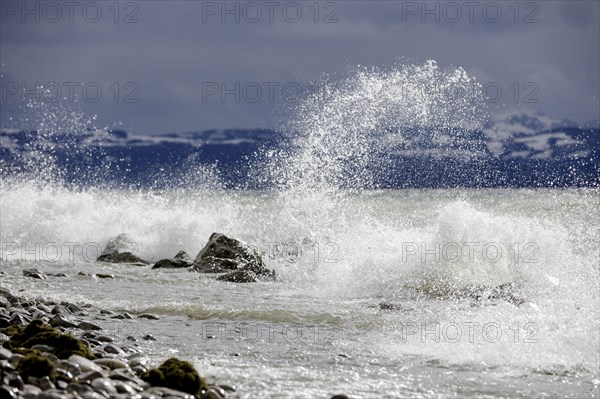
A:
1 188 598 398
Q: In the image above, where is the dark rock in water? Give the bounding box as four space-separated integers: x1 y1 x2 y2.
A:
218 384 236 393
138 314 159 320
97 252 148 265
216 270 257 283
174 250 191 263
22 269 46 280
101 233 135 255
142 357 207 396
152 251 192 269
204 386 226 399
192 233 275 280
47 273 68 278
379 302 414 311
456 283 525 306
97 234 148 264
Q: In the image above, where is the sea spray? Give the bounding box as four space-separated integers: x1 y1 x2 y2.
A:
265 60 486 192
254 61 490 286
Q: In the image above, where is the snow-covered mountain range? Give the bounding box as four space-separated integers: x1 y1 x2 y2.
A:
1 112 598 188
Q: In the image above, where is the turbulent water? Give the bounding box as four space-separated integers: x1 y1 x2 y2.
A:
1 62 599 398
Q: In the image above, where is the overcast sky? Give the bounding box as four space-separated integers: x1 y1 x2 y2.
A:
1 0 599 134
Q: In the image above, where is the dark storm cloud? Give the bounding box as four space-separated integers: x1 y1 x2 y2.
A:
1 0 598 134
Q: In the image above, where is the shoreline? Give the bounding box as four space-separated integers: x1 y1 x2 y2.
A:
0 286 236 399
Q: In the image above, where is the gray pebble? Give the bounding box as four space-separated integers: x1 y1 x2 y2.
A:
115 381 141 395
77 321 102 331
65 302 84 313
103 344 125 355
51 305 70 315
0 347 13 360
100 310 116 316
111 313 133 320
218 384 235 392
93 358 128 370
66 382 94 395
68 355 103 373
54 360 81 376
30 310 48 320
0 296 10 308
137 314 159 320
91 377 117 394
76 370 106 383
109 369 145 386
54 368 73 381
37 304 52 313
22 383 42 396
207 385 227 398
9 313 30 325
49 314 77 328
203 387 225 399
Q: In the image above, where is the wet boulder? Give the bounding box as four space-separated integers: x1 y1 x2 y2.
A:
192 233 275 280
96 234 148 265
216 270 258 283
457 283 525 306
151 251 193 269
142 357 206 396
22 269 46 280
